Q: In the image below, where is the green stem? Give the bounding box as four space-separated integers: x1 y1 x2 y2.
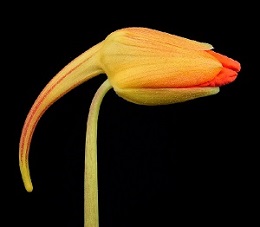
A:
84 79 112 227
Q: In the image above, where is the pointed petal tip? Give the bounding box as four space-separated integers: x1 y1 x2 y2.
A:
201 42 214 50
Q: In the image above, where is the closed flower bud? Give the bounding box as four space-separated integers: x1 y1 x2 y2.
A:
19 27 241 227
100 27 240 105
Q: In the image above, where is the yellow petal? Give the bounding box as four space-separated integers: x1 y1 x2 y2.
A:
108 27 213 51
100 27 222 89
114 86 220 105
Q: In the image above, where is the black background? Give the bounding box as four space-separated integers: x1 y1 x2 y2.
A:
5 3 257 227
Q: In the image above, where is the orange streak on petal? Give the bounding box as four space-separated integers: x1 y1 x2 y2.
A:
19 43 103 192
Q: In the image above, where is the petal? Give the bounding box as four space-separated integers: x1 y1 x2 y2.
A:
112 27 214 51
199 50 241 87
207 50 241 72
101 40 222 89
199 68 238 87
113 86 220 105
19 42 103 192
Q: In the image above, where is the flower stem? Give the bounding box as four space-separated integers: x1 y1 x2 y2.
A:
84 79 112 227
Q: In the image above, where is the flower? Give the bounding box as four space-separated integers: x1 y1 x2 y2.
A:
100 27 241 105
19 27 241 227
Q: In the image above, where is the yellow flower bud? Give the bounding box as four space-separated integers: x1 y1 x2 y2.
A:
18 27 241 227
99 27 239 105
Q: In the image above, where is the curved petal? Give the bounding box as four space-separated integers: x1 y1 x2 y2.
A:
19 42 103 192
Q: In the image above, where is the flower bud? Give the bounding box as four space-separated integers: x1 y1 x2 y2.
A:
99 27 240 105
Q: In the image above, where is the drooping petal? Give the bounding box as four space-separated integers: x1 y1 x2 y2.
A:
19 42 103 192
